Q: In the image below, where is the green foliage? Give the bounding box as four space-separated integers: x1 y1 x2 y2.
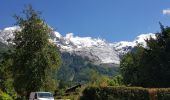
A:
0 57 13 90
80 86 149 100
108 75 124 86
120 45 145 86
56 52 119 88
0 89 13 100
92 75 110 87
120 24 170 88
0 48 17 99
157 88 170 100
75 67 99 84
0 42 10 58
12 5 61 97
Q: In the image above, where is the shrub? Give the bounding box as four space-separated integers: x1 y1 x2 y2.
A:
0 90 13 100
108 75 124 86
80 86 149 100
80 86 170 100
157 88 170 100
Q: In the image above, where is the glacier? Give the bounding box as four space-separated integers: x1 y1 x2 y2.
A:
0 26 156 65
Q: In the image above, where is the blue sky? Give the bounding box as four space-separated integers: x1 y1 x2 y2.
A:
1 0 170 42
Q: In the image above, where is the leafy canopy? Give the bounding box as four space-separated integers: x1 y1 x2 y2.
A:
120 24 170 88
12 5 61 97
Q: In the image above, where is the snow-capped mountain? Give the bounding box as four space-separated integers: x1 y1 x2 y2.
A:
114 33 156 55
0 26 156 65
50 32 120 64
49 32 155 64
0 26 20 44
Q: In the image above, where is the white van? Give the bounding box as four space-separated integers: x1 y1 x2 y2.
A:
29 92 54 100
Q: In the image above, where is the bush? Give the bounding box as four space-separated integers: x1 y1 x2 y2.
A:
0 90 13 100
157 88 170 100
80 86 149 100
108 75 124 86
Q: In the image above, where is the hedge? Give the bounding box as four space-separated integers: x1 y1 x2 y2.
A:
157 88 170 100
80 86 149 100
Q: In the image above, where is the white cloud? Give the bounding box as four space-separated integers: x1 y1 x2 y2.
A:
163 9 170 15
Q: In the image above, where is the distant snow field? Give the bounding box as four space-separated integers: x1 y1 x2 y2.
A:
0 26 156 64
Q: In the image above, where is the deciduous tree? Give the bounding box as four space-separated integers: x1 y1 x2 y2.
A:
12 5 61 97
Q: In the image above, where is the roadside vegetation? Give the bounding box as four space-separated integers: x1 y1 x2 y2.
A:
0 5 61 99
79 23 170 100
1 5 170 100
120 23 170 88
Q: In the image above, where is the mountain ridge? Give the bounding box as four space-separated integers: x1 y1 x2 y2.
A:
0 26 156 65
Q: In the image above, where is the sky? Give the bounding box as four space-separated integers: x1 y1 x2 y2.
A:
1 0 170 42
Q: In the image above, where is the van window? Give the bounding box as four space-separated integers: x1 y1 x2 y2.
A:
34 93 37 99
37 93 53 98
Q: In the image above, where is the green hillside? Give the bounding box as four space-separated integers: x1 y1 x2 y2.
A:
56 52 119 87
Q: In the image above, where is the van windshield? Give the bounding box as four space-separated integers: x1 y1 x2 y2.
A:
38 93 53 98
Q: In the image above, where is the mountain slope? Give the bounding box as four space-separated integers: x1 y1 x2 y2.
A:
114 33 156 56
0 26 156 65
57 52 119 84
50 32 155 64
